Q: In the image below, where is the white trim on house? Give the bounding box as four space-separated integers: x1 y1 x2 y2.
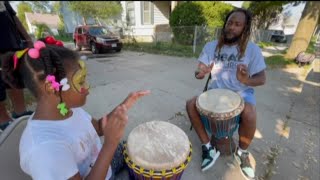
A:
120 1 172 42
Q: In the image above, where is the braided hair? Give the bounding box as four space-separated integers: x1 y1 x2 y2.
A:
215 8 253 59
0 40 79 98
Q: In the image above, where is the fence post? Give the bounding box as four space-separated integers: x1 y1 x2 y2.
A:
193 26 198 54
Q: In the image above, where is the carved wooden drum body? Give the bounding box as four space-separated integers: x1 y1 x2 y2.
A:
196 89 244 155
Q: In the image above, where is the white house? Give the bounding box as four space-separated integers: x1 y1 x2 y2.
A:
120 1 180 42
25 12 60 35
119 1 243 42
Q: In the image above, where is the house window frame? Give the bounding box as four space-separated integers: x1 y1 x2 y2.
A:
126 1 135 26
141 1 154 25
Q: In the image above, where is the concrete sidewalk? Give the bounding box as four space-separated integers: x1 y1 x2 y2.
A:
80 51 319 180
1 50 318 180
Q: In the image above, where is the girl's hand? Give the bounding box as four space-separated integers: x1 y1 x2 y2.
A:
101 90 151 145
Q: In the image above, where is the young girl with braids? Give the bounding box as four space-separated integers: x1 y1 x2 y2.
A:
0 37 150 180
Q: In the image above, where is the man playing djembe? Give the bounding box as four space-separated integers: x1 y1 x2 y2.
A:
186 8 266 180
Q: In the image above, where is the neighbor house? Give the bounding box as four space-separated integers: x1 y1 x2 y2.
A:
25 12 60 35
119 1 242 42
120 1 181 42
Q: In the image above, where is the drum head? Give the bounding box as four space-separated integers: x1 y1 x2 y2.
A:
127 121 190 170
197 89 243 117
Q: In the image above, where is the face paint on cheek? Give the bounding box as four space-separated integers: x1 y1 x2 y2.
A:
72 60 90 93
80 86 90 94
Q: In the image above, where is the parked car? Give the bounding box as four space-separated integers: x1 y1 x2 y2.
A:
270 30 287 43
73 25 122 54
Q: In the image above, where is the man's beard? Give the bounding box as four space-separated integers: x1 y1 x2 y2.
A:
223 32 241 44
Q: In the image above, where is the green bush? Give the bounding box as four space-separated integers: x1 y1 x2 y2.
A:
35 23 52 39
196 2 234 28
169 2 234 45
169 2 205 45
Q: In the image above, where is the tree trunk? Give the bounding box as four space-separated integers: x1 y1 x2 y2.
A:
285 1 320 59
82 17 87 25
96 17 102 26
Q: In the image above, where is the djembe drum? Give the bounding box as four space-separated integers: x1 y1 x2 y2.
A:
196 89 244 155
123 121 192 180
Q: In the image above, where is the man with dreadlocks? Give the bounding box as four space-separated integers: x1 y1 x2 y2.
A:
186 8 266 179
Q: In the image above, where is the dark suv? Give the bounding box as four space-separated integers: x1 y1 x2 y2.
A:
270 30 287 43
73 25 122 54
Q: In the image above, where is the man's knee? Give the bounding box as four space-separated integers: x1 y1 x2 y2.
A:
186 96 197 109
240 103 256 125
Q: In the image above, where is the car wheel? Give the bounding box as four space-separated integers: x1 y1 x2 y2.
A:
116 49 121 52
75 42 81 51
91 43 99 54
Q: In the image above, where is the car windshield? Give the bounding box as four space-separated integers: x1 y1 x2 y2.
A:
89 27 113 36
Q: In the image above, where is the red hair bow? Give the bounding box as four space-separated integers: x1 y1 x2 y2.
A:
44 36 64 47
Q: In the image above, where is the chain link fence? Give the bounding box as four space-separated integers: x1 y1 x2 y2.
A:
153 25 292 53
117 25 294 56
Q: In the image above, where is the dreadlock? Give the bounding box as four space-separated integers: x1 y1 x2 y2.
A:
0 42 79 98
215 8 252 59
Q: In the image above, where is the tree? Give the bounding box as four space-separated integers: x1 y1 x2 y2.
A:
51 2 65 34
285 1 320 59
29 1 51 13
242 1 251 9
19 1 56 13
245 1 300 30
17 2 33 32
68 1 122 25
169 2 233 45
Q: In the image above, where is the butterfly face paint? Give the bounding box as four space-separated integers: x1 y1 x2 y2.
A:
71 60 90 94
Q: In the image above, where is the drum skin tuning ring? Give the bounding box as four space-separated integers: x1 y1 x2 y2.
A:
123 142 193 178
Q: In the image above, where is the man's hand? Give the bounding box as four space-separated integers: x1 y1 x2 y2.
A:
101 90 151 145
195 62 213 79
236 64 249 85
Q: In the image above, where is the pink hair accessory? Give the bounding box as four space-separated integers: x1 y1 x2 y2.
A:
46 75 61 91
13 48 29 70
28 41 46 59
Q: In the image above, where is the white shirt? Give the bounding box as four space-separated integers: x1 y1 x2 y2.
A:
19 108 112 180
198 40 266 92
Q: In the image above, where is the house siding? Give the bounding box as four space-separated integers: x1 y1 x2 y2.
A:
120 1 171 42
153 1 170 25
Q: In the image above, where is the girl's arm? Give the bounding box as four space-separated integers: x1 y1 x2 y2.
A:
91 118 104 136
68 143 117 180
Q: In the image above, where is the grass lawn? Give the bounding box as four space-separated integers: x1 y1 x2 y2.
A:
265 55 311 70
123 42 203 58
124 37 317 70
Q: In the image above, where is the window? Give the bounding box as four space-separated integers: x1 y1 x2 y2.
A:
126 2 135 26
77 28 82 34
141 1 153 25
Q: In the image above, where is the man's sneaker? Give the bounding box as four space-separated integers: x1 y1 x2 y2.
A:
234 148 255 180
201 145 220 172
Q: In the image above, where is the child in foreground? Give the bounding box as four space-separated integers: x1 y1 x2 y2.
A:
0 36 150 180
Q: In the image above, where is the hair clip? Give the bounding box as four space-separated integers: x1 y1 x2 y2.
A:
60 78 70 91
13 48 29 70
57 102 68 116
45 36 64 47
46 75 60 91
28 41 46 59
